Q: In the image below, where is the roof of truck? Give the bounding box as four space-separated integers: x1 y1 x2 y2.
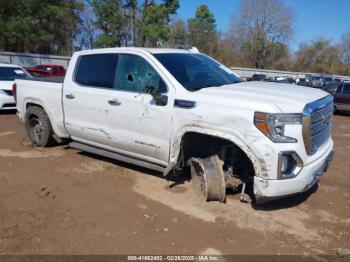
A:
74 47 198 56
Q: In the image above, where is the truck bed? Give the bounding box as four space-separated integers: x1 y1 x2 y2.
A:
15 78 68 138
29 76 65 83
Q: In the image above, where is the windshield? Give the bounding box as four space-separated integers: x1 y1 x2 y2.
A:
154 53 240 91
0 67 30 81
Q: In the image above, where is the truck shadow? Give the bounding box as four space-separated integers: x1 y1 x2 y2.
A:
68 148 318 211
75 150 189 185
335 111 350 116
0 109 17 115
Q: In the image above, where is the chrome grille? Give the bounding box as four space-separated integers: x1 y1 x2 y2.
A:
303 96 333 155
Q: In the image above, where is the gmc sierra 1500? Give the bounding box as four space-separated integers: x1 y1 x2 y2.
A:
14 47 334 203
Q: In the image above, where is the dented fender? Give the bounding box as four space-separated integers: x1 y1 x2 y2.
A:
166 123 271 179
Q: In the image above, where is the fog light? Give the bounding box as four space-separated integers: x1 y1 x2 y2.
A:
280 155 289 173
278 152 303 179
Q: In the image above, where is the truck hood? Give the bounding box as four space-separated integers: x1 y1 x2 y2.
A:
195 81 329 113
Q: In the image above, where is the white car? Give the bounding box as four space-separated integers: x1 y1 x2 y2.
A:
14 48 334 204
0 63 31 110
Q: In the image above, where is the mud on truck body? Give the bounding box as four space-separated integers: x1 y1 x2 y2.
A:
14 48 334 204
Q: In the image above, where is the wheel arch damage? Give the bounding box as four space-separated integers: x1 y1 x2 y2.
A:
166 125 268 179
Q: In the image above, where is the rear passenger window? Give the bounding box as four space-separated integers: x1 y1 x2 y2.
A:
342 85 350 94
115 54 167 93
336 85 343 94
75 54 118 88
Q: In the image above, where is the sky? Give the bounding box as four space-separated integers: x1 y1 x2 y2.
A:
176 0 350 50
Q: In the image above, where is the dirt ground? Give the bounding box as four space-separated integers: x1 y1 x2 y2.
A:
0 111 349 256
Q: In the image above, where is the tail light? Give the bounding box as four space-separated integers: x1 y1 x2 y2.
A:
12 83 17 103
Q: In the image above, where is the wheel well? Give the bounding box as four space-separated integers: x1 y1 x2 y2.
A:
26 103 43 110
25 103 44 120
180 132 255 181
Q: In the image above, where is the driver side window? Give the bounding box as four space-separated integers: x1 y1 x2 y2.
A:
114 54 167 93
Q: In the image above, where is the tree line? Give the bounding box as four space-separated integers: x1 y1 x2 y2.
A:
0 0 349 75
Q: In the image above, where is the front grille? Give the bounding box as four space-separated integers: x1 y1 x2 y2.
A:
303 96 333 155
1 89 13 96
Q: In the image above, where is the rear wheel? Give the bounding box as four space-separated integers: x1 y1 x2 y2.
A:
25 106 54 147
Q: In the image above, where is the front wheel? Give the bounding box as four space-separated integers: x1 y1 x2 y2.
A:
25 106 54 147
189 155 226 202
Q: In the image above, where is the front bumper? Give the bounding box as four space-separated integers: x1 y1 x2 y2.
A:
254 143 334 203
0 95 16 110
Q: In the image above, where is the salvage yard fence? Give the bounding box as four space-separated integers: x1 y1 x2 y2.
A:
231 67 350 81
0 51 70 68
1 51 349 80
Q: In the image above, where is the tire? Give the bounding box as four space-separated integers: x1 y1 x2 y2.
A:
24 106 54 147
189 155 226 202
333 106 337 115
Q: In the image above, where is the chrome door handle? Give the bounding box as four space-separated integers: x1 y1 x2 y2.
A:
108 99 122 106
65 93 75 99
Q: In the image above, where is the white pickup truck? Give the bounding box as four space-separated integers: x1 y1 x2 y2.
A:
14 48 334 203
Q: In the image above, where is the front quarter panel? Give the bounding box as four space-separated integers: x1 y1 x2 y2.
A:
169 92 282 179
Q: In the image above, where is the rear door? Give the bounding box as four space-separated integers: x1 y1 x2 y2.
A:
63 53 119 146
339 84 350 111
333 84 343 109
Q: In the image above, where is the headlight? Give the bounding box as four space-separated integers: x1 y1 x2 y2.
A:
254 112 302 143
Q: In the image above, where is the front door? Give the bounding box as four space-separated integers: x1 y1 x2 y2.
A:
106 53 174 165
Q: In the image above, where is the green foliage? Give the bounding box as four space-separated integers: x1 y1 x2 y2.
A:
0 0 83 55
140 4 170 46
91 0 125 48
187 4 218 56
139 0 179 47
294 38 350 75
167 19 187 48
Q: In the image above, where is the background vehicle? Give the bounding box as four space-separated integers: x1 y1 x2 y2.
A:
304 74 323 88
248 73 267 81
25 64 66 77
273 76 295 84
295 77 305 85
14 48 334 204
0 63 31 110
321 74 335 86
323 83 350 113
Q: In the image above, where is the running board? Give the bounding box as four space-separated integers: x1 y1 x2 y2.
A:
69 141 166 172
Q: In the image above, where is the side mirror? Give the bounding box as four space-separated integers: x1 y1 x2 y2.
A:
145 85 168 106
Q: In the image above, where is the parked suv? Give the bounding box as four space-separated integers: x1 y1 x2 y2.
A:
323 83 350 113
304 74 323 88
0 63 31 110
